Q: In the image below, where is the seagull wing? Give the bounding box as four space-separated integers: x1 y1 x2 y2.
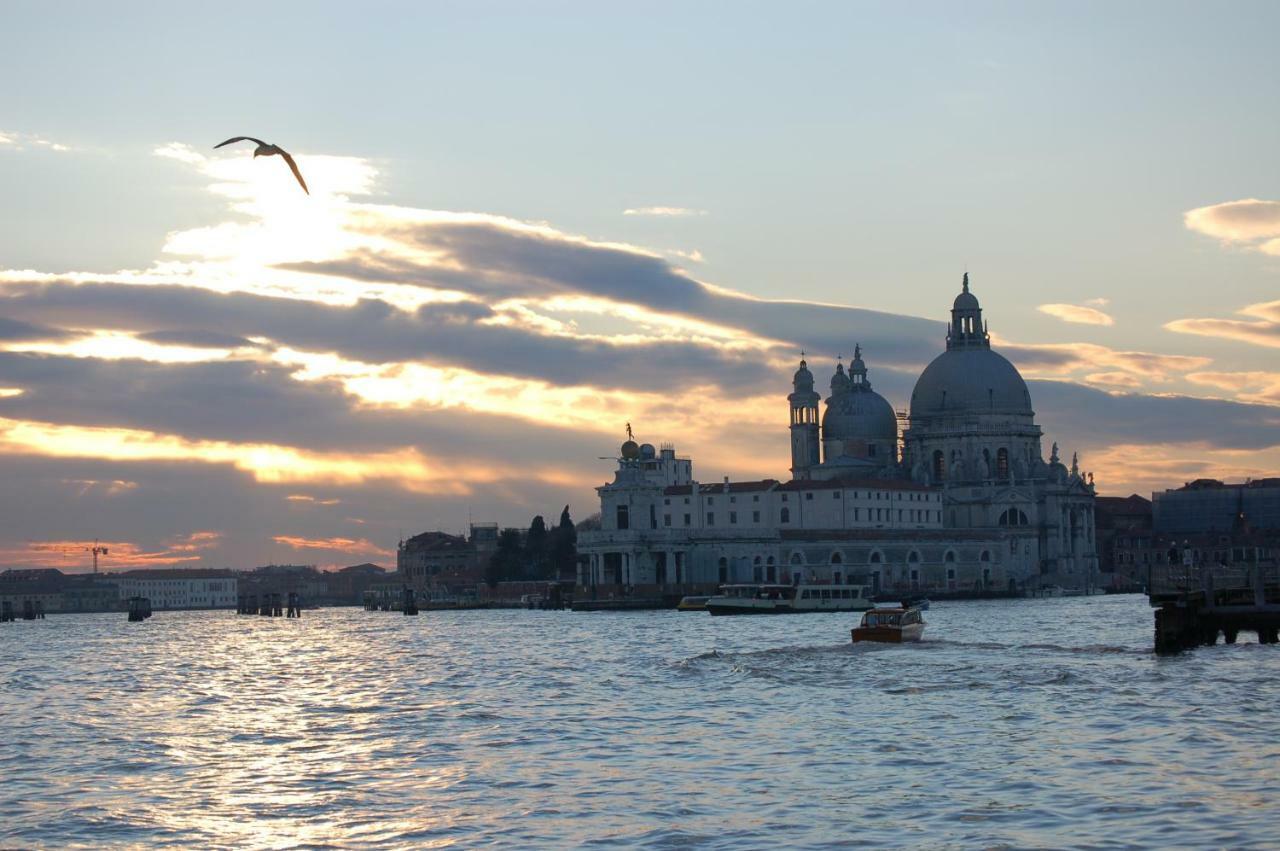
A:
214 136 268 149
279 150 310 195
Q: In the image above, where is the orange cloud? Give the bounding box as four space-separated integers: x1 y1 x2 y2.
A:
273 535 393 558
11 530 222 572
1165 299 1280 350
1186 371 1280 406
1037 303 1115 326
1084 372 1142 389
285 494 341 505
62 478 139 497
1086 442 1280 497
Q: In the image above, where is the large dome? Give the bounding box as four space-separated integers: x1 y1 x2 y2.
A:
910 348 1033 418
823 387 898 441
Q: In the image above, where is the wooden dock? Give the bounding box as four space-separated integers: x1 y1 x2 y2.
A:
1148 564 1280 652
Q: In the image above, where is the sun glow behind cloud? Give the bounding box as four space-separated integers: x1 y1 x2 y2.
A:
6 530 223 570
2 137 1279 579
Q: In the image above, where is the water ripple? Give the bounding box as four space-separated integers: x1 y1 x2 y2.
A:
2 596 1279 847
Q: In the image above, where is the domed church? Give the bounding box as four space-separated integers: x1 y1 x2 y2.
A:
579 275 1098 597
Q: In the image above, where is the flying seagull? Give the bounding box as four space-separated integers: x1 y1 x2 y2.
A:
214 136 309 194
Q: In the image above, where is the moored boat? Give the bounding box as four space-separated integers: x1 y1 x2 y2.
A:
850 606 925 643
706 583 874 615
676 595 710 611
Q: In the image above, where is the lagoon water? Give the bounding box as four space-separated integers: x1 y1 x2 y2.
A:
3 595 1279 849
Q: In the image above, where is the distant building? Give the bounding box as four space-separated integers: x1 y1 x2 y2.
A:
578 276 1098 597
0 568 69 614
109 569 237 610
326 563 389 604
1095 495 1153 588
1153 478 1280 533
239 564 329 602
397 523 496 594
61 575 122 612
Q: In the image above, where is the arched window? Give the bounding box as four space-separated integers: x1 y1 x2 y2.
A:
830 552 843 565
616 504 629 530
996 447 1009 479
780 507 791 524
717 557 728 584
766 556 776 583
980 550 991 562
944 550 956 563
907 550 920 563
998 508 1030 527
869 551 882 564
790 552 804 565
932 450 945 481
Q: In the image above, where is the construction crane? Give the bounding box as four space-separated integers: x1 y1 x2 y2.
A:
30 539 110 574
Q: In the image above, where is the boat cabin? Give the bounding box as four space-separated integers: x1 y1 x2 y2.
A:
858 607 923 628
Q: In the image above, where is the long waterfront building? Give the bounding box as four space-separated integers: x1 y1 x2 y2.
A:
578 276 1098 597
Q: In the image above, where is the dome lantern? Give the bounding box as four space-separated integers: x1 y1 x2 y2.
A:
947 272 990 351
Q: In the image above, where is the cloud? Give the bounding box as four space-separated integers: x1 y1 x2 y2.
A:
666 248 705 264
63 478 139 497
1186 371 1280 406
0 130 70 153
1037 302 1115 326
998 340 1210 382
10 530 222 570
136 329 258 349
286 494 341 505
1083 442 1280 498
1184 198 1280 242
153 142 206 165
1083 372 1142 389
1165 299 1280 350
623 206 707 217
272 534 393 559
3 140 1279 570
0 317 72 341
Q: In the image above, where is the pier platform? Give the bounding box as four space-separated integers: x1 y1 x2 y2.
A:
1148 565 1280 652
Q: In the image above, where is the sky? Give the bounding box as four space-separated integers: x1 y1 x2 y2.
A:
2 1 1279 573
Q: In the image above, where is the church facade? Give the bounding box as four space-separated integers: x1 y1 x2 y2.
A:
578 276 1098 597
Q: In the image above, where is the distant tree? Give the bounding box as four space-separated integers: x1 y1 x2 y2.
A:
549 505 578 580
576 512 602 533
486 528 525 587
525 515 549 579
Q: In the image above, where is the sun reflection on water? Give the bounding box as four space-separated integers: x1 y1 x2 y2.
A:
3 599 1280 848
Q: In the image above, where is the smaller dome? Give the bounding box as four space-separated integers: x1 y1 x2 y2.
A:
620 440 640 460
823 390 898 442
639 443 656 460
830 363 849 394
793 359 814 388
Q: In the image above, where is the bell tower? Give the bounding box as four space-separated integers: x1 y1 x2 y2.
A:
789 356 820 479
